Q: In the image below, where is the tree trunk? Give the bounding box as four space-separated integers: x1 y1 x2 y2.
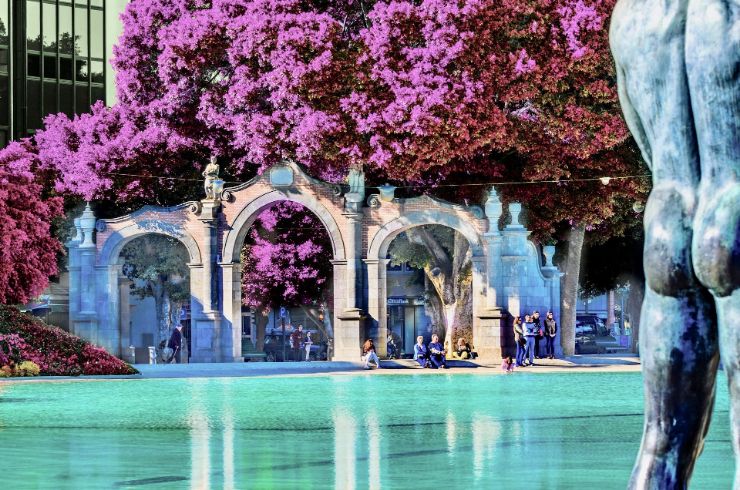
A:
255 310 268 351
627 280 644 353
560 225 586 356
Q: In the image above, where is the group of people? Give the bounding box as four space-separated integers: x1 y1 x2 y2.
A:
363 333 474 370
289 324 315 361
512 310 558 367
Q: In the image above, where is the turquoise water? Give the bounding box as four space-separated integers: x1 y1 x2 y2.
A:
0 372 733 489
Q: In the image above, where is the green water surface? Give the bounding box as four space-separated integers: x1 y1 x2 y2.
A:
0 372 734 489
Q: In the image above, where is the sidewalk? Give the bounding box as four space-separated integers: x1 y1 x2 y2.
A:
0 354 641 383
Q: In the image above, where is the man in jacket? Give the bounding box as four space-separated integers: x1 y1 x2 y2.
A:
167 324 183 364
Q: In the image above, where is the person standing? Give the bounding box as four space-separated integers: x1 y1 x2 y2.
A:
532 311 542 359
544 311 558 359
167 324 183 364
304 331 313 361
523 315 537 366
290 324 304 361
513 316 525 367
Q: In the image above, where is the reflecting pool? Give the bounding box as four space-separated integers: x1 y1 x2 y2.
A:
0 372 733 489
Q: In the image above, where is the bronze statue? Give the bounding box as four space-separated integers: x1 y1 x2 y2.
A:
610 0 738 487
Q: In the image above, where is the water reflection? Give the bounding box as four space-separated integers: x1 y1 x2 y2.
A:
0 373 733 489
333 408 356 490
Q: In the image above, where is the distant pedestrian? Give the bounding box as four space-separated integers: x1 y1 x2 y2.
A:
413 336 430 367
544 311 558 359
532 311 543 359
167 324 183 364
362 339 381 369
304 331 313 361
501 356 515 373
523 315 538 366
290 324 304 361
513 316 525 367
428 334 448 369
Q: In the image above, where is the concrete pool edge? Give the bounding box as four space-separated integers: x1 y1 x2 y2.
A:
0 354 642 383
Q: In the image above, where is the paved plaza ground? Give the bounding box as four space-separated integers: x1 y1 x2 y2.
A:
0 354 641 382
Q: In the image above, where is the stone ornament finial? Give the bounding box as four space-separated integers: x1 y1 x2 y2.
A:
508 202 524 229
345 166 366 213
79 202 96 247
485 187 503 233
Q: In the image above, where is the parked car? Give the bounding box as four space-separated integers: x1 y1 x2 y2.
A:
575 322 606 354
577 314 609 337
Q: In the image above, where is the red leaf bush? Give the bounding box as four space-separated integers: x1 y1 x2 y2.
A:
0 305 137 376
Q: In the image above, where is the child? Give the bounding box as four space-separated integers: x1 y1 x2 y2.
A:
501 356 515 373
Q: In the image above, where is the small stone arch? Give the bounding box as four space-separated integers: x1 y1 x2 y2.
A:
221 189 346 264
98 221 202 266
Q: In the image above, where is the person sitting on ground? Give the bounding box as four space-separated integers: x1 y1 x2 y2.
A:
413 335 430 367
455 338 473 359
501 355 515 373
428 334 448 369
362 338 381 370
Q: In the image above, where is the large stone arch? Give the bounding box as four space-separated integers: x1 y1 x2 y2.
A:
364 209 487 357
221 189 346 264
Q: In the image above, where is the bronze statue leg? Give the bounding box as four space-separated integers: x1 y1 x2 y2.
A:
610 1 721 487
686 1 740 486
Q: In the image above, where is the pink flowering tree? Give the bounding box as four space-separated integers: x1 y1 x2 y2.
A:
0 0 646 353
0 141 64 305
241 201 332 349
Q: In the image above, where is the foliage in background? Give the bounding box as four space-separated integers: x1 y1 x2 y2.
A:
0 141 64 305
0 305 137 376
120 234 191 347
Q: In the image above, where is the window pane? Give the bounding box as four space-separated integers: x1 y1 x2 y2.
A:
0 130 6 148
0 75 8 125
91 85 104 106
59 3 73 55
75 58 87 81
75 84 88 113
90 9 103 58
0 47 7 75
60 83 73 117
59 56 72 80
90 60 103 83
27 79 42 129
74 6 87 57
43 1 56 52
27 1 41 51
44 55 57 78
90 0 102 7
28 53 41 77
44 80 57 115
0 0 9 46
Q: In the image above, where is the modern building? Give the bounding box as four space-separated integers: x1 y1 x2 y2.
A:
0 0 125 145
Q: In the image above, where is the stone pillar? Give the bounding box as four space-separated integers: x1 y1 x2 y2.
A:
333 212 365 361
192 200 222 363
66 218 82 335
501 202 530 317
119 274 132 354
220 262 243 362
75 203 99 344
364 258 389 357
95 264 121 356
541 244 563 357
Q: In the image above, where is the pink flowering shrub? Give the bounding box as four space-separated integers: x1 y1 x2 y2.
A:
0 305 137 376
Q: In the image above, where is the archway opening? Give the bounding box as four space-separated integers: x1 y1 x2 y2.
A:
385 225 474 359
240 201 334 362
119 234 191 363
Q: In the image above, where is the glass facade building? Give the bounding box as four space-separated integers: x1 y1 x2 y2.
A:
0 0 106 145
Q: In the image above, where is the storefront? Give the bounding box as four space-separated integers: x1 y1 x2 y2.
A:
386 296 432 357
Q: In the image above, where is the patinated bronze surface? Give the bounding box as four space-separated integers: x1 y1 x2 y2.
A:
610 1 739 487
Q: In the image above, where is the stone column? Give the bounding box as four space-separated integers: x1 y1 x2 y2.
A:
96 264 121 356
541 245 562 357
75 203 99 344
220 262 243 362
364 258 389 357
119 273 132 356
192 200 222 363
501 202 530 316
66 218 82 335
333 212 365 361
